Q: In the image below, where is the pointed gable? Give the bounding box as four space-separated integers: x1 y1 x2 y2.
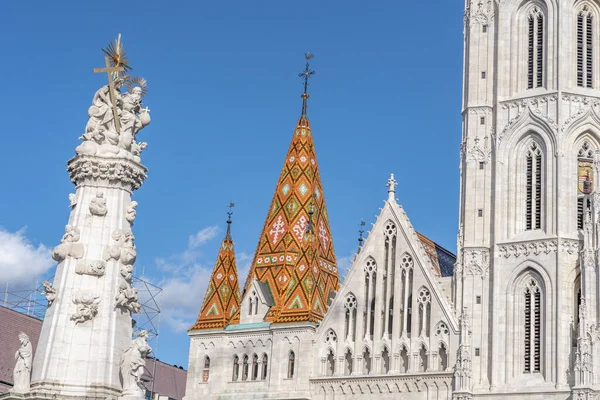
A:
190 224 241 331
244 115 339 324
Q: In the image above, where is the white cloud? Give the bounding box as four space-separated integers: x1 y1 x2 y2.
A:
0 227 54 288
152 225 230 333
188 226 219 249
337 253 356 283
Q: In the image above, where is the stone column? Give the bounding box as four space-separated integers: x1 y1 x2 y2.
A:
30 154 147 399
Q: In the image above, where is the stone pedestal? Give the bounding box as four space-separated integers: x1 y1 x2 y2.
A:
28 155 147 399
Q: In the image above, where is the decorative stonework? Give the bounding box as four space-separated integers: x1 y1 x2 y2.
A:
67 155 147 192
497 239 558 258
120 330 152 398
561 239 581 254
464 0 494 26
115 283 141 313
89 192 108 216
75 260 106 277
68 193 77 209
10 332 32 394
463 249 489 277
52 225 84 262
41 281 56 307
71 291 101 324
465 136 491 163
103 229 137 265
120 264 134 282
125 201 138 226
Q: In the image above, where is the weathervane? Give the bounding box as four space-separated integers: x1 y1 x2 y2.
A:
226 202 235 238
358 219 366 249
298 52 315 117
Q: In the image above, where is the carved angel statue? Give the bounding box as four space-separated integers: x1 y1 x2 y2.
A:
125 201 138 226
89 192 108 216
10 332 32 394
120 330 152 396
41 281 57 307
104 230 137 265
52 225 84 262
115 283 141 313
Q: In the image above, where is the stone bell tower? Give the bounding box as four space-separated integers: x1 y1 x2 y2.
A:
3 36 153 400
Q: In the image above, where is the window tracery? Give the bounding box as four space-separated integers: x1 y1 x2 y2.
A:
417 287 432 337
435 321 449 337
527 6 544 89
523 277 542 373
577 140 595 229
525 142 543 230
344 294 357 342
577 6 594 88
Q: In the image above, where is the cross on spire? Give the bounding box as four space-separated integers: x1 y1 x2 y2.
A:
94 56 124 133
298 53 315 118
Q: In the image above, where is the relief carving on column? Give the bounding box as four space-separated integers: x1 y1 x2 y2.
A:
115 283 141 313
52 225 84 262
89 192 108 216
125 201 138 226
71 291 101 324
68 193 78 209
76 260 107 277
103 229 137 265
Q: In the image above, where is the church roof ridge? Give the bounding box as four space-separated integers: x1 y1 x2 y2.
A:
189 211 241 331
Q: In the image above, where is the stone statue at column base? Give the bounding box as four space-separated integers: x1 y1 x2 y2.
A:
9 333 32 395
119 330 151 400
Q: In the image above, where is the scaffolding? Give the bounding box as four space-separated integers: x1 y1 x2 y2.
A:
2 279 50 320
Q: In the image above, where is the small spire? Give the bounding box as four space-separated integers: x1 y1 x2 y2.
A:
299 53 315 119
226 202 235 240
387 173 398 202
357 219 366 252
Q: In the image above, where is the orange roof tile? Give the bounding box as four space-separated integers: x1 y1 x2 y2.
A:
190 222 241 331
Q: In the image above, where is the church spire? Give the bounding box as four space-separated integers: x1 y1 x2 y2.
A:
190 206 241 331
243 57 339 323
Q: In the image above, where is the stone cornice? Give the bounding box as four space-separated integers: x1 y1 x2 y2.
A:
67 155 147 193
310 372 453 393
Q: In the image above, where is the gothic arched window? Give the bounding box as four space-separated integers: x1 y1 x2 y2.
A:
363 348 372 374
577 6 594 88
525 142 543 230
326 349 335 376
363 258 377 339
251 354 259 381
344 349 353 375
417 287 432 337
344 294 357 342
527 7 544 89
439 343 448 371
202 356 210 382
400 345 409 373
524 278 542 373
399 253 413 336
419 345 428 372
242 354 249 381
382 347 390 374
232 355 240 381
577 141 594 229
261 354 268 380
287 351 295 378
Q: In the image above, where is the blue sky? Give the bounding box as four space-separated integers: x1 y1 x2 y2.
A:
0 1 463 368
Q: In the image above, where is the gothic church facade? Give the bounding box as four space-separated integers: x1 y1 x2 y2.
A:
184 0 600 398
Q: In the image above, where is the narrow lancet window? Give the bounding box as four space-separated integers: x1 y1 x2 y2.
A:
524 278 542 373
528 7 544 89
577 7 594 88
525 142 543 230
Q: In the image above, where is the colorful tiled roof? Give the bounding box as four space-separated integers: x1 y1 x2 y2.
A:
244 112 339 324
190 221 241 331
417 232 456 277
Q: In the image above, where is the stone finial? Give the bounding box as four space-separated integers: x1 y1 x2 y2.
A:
386 173 398 202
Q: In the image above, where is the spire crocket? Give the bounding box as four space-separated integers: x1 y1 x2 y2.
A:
190 205 241 330
244 54 339 323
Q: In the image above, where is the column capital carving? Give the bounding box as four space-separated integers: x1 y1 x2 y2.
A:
67 155 147 192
